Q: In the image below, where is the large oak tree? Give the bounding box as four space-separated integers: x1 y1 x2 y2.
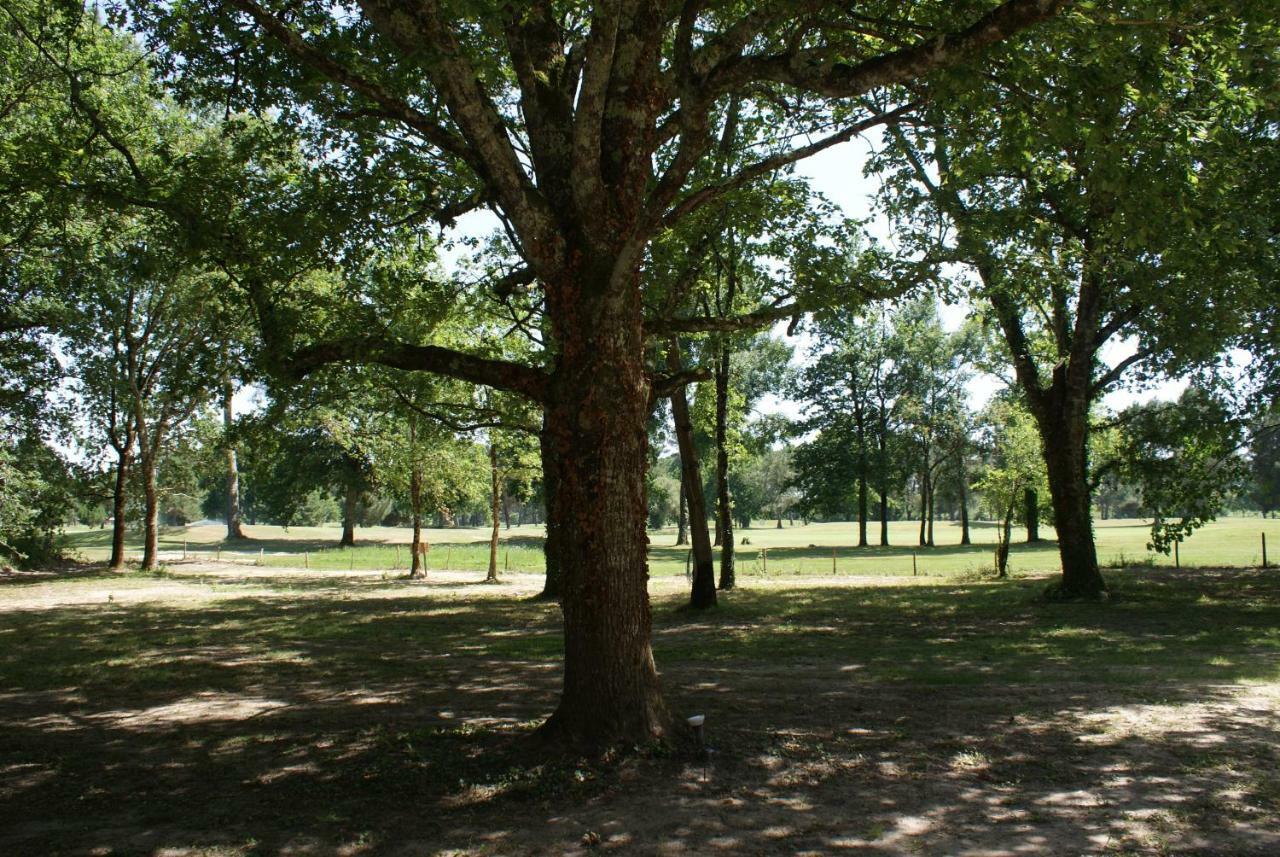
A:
119 0 1072 749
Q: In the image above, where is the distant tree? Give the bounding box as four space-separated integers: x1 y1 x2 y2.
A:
67 226 224 570
794 307 896 546
976 399 1046 578
1250 409 1280 519
1113 384 1249 552
891 298 975 547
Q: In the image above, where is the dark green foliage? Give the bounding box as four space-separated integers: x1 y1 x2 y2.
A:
1114 384 1249 552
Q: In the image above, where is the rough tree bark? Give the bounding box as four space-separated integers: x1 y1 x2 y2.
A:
1034 393 1105 598
537 421 561 600
340 483 358 547
538 269 667 748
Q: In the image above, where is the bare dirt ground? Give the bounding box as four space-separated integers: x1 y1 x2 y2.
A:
1 563 1277 856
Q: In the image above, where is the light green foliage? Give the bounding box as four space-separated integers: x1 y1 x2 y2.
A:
977 401 1047 517
976 398 1048 571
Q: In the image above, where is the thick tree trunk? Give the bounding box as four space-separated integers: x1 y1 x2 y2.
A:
1036 399 1106 599
668 341 716 609
108 443 132 570
1024 487 1041 542
539 278 667 750
487 443 501 583
676 479 688 546
140 452 159 571
714 343 734 590
340 484 358 547
537 422 561 600
223 378 246 540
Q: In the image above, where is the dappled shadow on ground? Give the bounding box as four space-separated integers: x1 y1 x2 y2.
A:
1 569 1277 854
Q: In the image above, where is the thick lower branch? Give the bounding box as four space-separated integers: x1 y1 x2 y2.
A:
287 339 550 403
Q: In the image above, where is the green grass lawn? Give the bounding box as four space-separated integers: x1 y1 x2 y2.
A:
62 515 1280 577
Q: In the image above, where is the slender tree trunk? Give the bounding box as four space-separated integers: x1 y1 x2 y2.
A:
918 470 928 547
1035 397 1106 598
487 443 501 583
714 343 734 590
140 450 159 571
995 504 1013 578
108 442 132 570
223 377 246 540
668 340 716 609
502 488 512 530
539 277 667 750
926 470 936 547
959 460 972 546
878 406 890 546
537 421 561 600
676 478 688 546
409 417 425 579
340 484 358 547
856 412 869 548
1024 487 1041 542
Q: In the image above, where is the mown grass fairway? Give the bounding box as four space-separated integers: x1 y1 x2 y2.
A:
63 515 1280 577
2 561 1278 855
